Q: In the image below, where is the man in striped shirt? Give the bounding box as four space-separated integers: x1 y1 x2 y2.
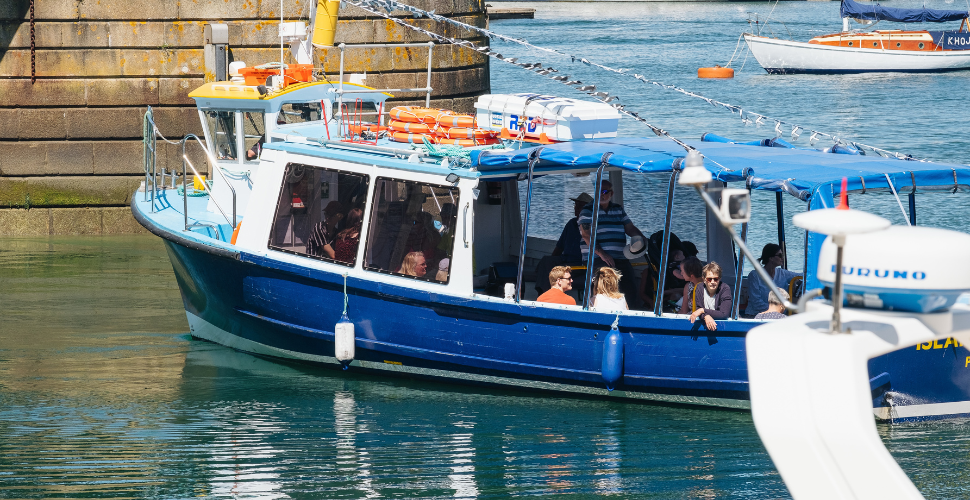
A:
578 180 647 307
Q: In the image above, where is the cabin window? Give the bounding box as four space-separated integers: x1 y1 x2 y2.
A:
277 102 326 126
204 111 238 160
897 42 902 47
242 111 265 162
268 163 370 266
363 177 459 283
847 41 853 46
873 42 878 47
919 43 925 49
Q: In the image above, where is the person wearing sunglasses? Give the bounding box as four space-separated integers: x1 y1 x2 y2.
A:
537 266 577 306
744 243 802 317
687 262 733 331
577 180 647 307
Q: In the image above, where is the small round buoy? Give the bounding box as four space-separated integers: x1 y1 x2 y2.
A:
698 65 735 79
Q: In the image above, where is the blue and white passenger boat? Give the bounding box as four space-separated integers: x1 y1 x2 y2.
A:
133 41 970 421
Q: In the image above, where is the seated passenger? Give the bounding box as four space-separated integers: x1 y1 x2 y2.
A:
755 290 789 320
399 251 428 277
406 212 441 261
333 208 363 263
306 201 344 259
592 267 629 313
436 258 450 282
677 256 705 314
687 262 732 331
744 244 802 317
681 240 699 258
537 266 577 306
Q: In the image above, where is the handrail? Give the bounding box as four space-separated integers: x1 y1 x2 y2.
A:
143 106 159 210
582 153 613 310
180 134 237 233
515 149 542 303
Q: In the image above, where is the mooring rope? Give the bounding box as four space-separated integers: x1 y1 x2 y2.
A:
347 0 926 161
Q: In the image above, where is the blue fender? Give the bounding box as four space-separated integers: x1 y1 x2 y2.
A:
601 323 624 390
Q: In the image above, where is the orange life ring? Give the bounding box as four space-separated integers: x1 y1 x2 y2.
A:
346 122 388 135
698 65 735 79
388 106 443 124
436 137 501 147
437 126 498 140
434 111 476 128
388 131 437 144
388 119 434 134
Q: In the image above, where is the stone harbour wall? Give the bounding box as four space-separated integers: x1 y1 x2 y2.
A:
0 0 490 235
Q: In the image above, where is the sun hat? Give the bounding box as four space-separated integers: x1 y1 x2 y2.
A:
623 235 648 260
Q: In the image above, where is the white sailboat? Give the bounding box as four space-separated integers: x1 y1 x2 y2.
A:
745 0 970 74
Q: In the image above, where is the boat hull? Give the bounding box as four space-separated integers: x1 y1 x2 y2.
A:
143 204 970 421
744 34 970 74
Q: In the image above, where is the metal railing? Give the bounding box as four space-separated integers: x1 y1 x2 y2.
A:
180 134 237 234
336 41 435 136
143 107 159 210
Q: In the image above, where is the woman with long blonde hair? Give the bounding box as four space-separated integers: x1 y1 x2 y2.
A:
592 267 628 312
399 251 428 277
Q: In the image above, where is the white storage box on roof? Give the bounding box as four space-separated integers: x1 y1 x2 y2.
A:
474 93 621 141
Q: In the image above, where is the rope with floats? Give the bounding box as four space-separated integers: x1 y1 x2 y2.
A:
346 0 927 161
344 0 703 158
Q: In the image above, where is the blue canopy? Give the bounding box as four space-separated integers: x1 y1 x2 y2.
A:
471 137 970 200
840 0 967 23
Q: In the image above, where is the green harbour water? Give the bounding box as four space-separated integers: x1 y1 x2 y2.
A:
6 0 970 497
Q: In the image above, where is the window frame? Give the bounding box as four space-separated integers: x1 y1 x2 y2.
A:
266 162 371 268
363 175 461 284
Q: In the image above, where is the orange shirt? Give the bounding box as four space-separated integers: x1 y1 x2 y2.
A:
537 288 577 306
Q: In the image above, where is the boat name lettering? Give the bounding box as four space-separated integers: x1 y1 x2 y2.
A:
830 266 926 280
916 338 963 350
508 114 538 133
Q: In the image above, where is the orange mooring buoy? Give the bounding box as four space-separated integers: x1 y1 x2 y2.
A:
698 65 735 79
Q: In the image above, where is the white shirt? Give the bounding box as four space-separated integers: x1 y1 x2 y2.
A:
703 287 716 310
593 294 628 313
745 267 801 316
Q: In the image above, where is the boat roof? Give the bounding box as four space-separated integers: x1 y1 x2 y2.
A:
189 81 391 112
471 137 970 200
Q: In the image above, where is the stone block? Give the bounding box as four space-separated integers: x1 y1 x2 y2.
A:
51 207 103 235
0 178 29 208
46 142 95 175
0 79 87 107
102 207 147 234
85 78 160 106
67 108 144 140
340 0 482 19
182 0 262 20
159 78 202 105
0 208 51 237
18 109 69 140
151 106 203 138
157 140 208 174
0 0 29 21
0 176 140 207
76 0 180 21
94 141 148 175
0 108 22 139
0 142 47 176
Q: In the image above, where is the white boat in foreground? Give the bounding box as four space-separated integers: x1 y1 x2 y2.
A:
745 0 970 74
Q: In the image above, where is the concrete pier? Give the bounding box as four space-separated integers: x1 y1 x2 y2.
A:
0 0 490 235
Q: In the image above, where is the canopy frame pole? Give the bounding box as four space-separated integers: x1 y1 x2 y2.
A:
776 191 787 269
653 169 679 317
515 148 543 303
732 221 747 320
908 192 916 226
583 153 612 310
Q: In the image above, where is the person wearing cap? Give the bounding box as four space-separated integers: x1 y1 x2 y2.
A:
578 180 647 308
535 192 594 297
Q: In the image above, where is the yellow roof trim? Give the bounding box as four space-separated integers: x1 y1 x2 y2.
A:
188 80 394 100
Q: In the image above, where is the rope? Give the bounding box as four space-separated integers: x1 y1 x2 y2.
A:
347 0 928 161
342 273 349 316
884 173 912 225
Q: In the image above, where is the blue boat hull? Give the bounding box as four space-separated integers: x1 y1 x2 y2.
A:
157 233 970 420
